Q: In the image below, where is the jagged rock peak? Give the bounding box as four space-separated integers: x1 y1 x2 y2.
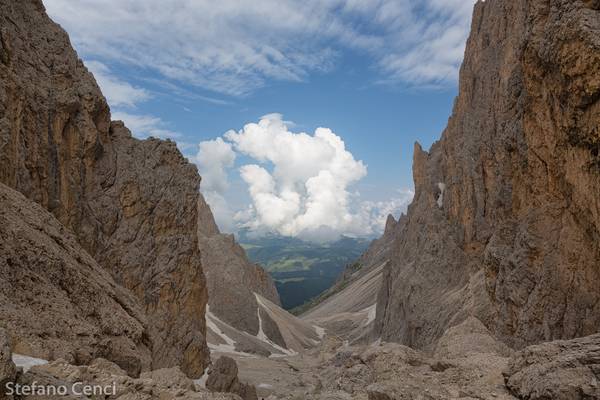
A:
383 214 397 235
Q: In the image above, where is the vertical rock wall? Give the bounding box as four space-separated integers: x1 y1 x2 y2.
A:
375 0 600 350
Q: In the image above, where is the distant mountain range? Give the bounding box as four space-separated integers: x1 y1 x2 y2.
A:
238 231 372 310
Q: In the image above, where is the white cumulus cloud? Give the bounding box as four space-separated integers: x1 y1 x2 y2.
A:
195 138 237 193
196 114 414 240
358 189 415 234
194 138 238 233
226 114 366 239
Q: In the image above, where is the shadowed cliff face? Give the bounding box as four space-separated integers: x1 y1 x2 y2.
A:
0 0 209 376
0 183 152 377
374 0 600 350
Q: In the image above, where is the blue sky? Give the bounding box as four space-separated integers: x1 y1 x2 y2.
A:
44 0 477 240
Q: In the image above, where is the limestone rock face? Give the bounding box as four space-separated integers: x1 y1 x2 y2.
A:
197 194 281 339
85 122 209 377
0 0 209 376
434 317 512 360
0 183 151 376
0 0 110 222
374 0 600 350
505 334 600 400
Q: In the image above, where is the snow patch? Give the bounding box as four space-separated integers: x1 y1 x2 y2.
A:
437 182 446 208
206 306 237 349
363 304 377 326
193 369 209 389
206 305 255 356
313 325 326 339
208 343 253 356
12 354 47 372
258 383 274 389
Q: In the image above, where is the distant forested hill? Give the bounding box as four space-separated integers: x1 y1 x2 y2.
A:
239 232 371 310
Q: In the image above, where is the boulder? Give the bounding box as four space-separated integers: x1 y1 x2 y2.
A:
505 334 600 400
206 357 257 400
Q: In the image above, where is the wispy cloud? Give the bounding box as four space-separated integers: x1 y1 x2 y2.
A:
111 111 181 139
140 77 232 105
373 0 476 86
45 0 476 95
86 61 150 107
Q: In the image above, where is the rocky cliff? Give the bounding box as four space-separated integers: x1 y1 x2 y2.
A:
87 122 209 376
196 194 321 355
197 194 280 337
0 183 151 376
0 0 209 376
374 0 600 350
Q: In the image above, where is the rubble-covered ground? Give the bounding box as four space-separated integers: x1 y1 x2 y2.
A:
3 316 599 400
